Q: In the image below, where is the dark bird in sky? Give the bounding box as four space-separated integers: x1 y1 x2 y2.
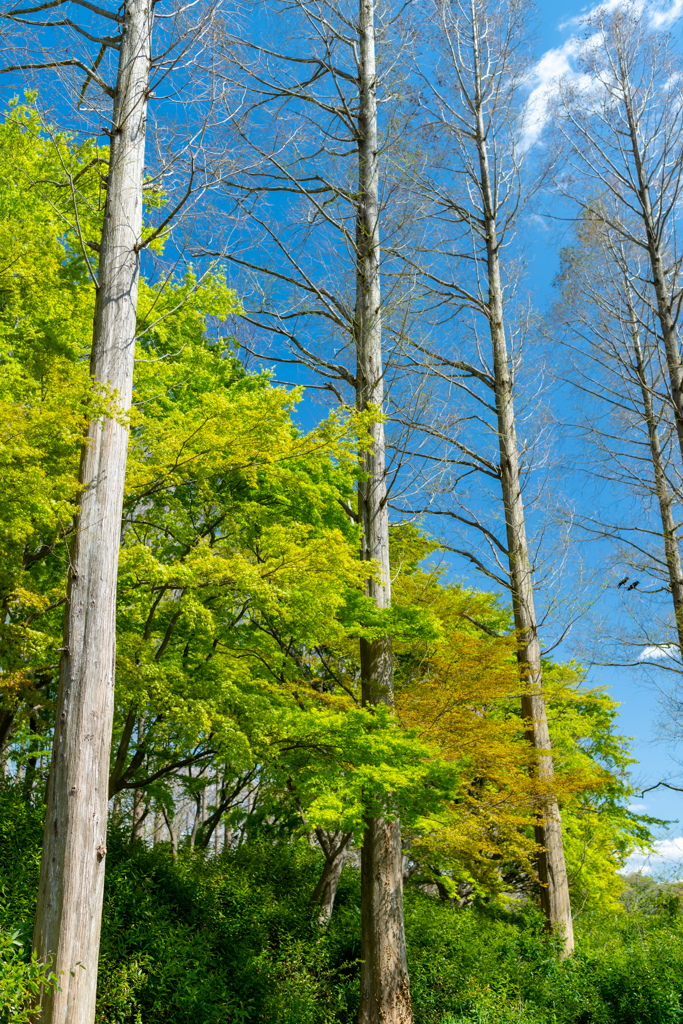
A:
617 577 629 587
627 581 640 590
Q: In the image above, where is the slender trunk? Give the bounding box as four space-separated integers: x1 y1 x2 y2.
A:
0 709 15 757
161 803 178 861
621 70 683 469
108 706 137 799
32 4 152 1019
631 327 683 650
471 12 573 955
23 715 38 800
311 829 352 927
189 791 202 852
131 791 147 843
355 0 412 1017
130 718 147 843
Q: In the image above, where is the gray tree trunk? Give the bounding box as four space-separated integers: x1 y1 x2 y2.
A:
31 3 153 1020
355 0 412 1016
619 82 683 470
161 803 178 861
631 323 683 650
470 19 574 954
311 829 351 927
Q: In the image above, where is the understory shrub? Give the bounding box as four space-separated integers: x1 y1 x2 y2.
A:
1 779 682 1024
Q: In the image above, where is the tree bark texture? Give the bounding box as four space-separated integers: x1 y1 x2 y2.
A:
470 13 574 955
355 0 412 1017
32 4 152 1020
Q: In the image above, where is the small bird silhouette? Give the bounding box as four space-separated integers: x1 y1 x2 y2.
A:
627 580 640 590
617 577 629 587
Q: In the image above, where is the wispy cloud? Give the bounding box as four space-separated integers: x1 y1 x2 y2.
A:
522 37 584 151
651 0 683 28
522 0 683 150
622 836 683 875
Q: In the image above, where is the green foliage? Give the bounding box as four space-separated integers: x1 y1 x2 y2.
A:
544 663 667 913
0 782 55 1022
1 776 682 1024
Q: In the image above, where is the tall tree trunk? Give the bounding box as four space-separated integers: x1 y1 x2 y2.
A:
470 13 573 955
355 0 412 1017
31 3 153 1020
619 65 683 471
630 319 683 651
311 829 352 927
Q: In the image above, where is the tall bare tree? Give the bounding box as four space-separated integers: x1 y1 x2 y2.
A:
553 214 683 666
396 0 574 952
212 0 414 1014
2 2 225 1018
554 5 683 473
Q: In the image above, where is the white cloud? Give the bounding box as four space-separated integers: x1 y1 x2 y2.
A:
650 0 683 29
521 37 584 151
628 801 649 812
622 836 683 876
522 0 683 150
639 644 680 661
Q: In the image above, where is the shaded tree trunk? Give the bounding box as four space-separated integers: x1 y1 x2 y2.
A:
356 0 412 1016
131 791 148 844
161 803 178 861
153 809 162 846
311 829 352 927
31 2 153 1019
22 715 38 800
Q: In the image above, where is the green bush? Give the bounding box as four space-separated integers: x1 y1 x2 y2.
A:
0 782 58 1022
2 778 683 1024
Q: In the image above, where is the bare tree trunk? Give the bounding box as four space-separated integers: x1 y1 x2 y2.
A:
311 829 352 927
631 327 683 650
31 3 153 1019
469 14 573 953
356 0 412 1016
619 75 683 470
